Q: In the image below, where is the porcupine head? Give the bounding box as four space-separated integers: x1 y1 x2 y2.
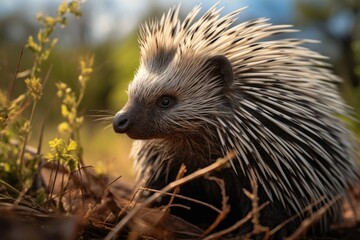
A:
113 6 237 168
113 3 359 236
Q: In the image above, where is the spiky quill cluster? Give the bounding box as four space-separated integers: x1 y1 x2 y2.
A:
124 4 359 225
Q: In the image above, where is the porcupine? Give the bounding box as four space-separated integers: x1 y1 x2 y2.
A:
112 4 359 238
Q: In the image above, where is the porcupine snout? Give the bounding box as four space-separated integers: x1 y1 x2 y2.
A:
113 111 129 133
113 101 158 140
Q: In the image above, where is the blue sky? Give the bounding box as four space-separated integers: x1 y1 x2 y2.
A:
0 0 296 43
1 0 354 59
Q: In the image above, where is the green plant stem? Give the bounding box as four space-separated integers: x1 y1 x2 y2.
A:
7 47 24 102
76 89 84 107
17 101 37 189
0 180 22 195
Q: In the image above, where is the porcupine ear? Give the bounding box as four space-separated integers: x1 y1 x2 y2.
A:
207 55 233 90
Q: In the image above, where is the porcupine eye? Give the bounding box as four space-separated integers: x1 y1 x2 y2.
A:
158 95 176 108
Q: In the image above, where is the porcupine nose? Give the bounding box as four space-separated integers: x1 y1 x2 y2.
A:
113 112 129 133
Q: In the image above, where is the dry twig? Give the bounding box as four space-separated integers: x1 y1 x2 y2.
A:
104 151 236 240
244 171 270 239
284 195 342 240
202 176 231 236
203 201 269 240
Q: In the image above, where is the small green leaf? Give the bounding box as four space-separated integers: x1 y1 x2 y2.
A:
67 158 77 173
35 188 46 204
68 1 82 17
61 104 70 117
60 17 67 28
75 116 83 125
26 36 41 53
25 77 43 101
48 138 63 149
50 38 58 48
45 16 56 27
67 139 77 151
0 162 11 172
58 2 68 16
44 152 54 160
58 122 70 133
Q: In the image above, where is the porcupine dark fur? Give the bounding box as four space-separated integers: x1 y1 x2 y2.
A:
112 4 359 238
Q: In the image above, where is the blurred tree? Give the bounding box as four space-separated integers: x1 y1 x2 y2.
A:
295 0 360 87
295 0 360 138
69 34 140 113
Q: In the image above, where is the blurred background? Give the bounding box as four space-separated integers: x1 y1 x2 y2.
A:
1 0 359 179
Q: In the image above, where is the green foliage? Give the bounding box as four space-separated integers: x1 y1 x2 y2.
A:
54 54 94 161
0 0 87 194
296 0 360 145
108 34 140 108
354 40 360 80
350 39 360 139
25 77 43 101
27 1 81 77
45 138 78 173
56 82 83 135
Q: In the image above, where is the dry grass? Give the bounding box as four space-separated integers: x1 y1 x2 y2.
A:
1 150 360 240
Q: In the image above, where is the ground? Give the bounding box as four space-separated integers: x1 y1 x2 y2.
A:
1 156 360 240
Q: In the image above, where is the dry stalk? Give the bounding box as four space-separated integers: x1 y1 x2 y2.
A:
270 195 327 236
115 184 144 222
203 201 269 240
46 161 61 208
83 175 122 219
139 188 222 213
345 190 359 224
204 170 272 240
202 176 231 236
126 165 185 240
104 151 236 240
160 164 187 216
7 47 24 101
284 195 342 240
243 171 270 240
